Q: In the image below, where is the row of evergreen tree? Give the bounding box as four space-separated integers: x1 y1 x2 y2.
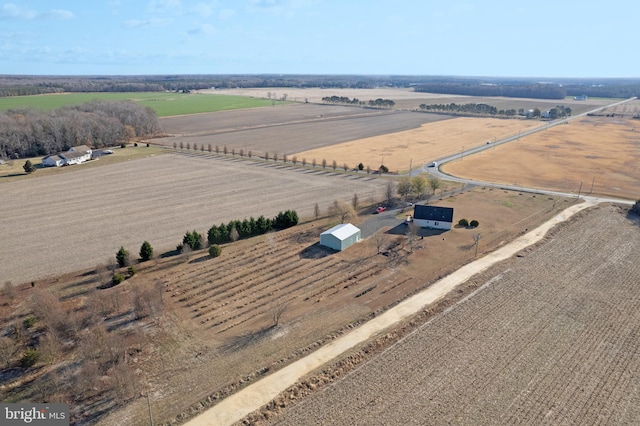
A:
207 210 299 245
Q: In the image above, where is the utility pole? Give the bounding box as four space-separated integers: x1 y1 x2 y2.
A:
577 180 583 199
590 176 595 194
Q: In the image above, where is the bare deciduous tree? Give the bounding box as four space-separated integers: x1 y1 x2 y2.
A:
352 193 359 210
329 200 355 223
314 203 320 220
372 232 388 255
273 303 288 327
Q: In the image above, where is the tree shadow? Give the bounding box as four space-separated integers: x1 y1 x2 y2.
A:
188 255 210 264
221 324 280 353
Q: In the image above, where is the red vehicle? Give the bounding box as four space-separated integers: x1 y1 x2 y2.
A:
375 206 386 214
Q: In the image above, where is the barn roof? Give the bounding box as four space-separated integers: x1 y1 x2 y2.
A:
413 205 454 222
321 223 361 241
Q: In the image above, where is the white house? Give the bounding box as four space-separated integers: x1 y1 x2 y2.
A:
413 205 454 230
41 154 65 167
42 145 92 167
320 223 361 251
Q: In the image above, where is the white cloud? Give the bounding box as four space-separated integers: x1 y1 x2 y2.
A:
148 0 182 14
123 17 172 28
187 23 215 35
193 2 215 18
0 3 74 20
219 8 236 19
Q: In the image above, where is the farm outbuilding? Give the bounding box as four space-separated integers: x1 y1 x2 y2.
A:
320 223 361 251
413 205 454 230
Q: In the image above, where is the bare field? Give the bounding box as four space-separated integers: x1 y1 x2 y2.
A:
443 114 640 199
202 87 610 115
156 104 450 157
264 204 640 425
294 117 543 172
0 153 390 286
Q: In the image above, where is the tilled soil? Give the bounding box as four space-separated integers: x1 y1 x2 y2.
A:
258 204 640 425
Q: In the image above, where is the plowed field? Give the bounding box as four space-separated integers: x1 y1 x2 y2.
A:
156 103 451 158
266 204 640 425
0 152 390 285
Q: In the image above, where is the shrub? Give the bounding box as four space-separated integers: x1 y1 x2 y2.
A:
379 164 389 173
120 143 126 148
470 219 479 227
112 273 125 286
358 162 364 171
20 348 40 368
23 160 36 174
23 315 37 329
116 246 130 267
127 266 136 277
632 200 640 215
139 241 153 262
183 230 203 250
134 142 138 147
458 218 469 227
209 244 222 258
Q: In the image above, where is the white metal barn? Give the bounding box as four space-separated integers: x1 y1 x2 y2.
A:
320 223 361 251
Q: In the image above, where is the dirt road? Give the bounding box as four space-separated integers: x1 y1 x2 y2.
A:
183 199 598 426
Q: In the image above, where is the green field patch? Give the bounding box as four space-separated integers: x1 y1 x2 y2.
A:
0 92 284 117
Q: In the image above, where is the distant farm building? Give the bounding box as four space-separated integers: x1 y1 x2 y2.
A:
42 145 92 167
320 223 361 251
574 95 588 101
413 205 454 230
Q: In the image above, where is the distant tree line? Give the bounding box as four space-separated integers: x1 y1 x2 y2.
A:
419 102 500 115
564 84 640 99
321 96 365 105
367 98 395 108
414 83 567 100
0 100 160 158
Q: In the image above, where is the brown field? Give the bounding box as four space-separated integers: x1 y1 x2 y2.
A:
157 104 450 158
1 186 569 425
0 152 390 286
293 117 542 173
203 87 611 115
443 112 640 200
261 204 640 425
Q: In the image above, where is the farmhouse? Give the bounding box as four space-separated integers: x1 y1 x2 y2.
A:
42 145 92 167
320 223 361 251
413 205 454 230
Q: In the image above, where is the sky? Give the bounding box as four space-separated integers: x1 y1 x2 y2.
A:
1 0 638 78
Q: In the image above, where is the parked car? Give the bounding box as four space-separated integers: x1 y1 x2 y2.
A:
104 149 114 154
375 206 386 214
428 161 438 167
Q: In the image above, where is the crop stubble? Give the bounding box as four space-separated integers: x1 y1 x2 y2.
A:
0 153 389 285
266 205 640 425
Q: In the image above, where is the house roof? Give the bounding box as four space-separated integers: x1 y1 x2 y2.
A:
413 205 454 222
69 145 92 153
42 154 63 162
321 223 361 241
60 151 90 160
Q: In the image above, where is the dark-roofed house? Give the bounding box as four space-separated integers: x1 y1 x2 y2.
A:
42 145 92 167
413 205 454 230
